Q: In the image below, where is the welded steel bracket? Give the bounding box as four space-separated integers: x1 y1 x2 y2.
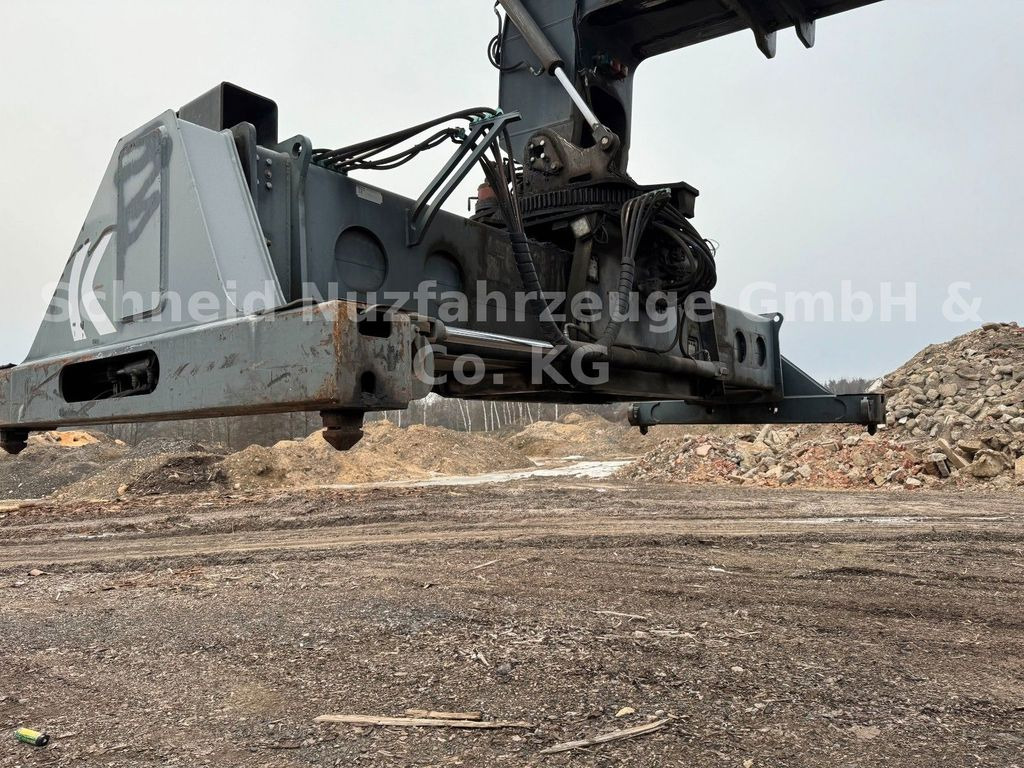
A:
719 0 778 58
406 111 521 246
776 0 817 48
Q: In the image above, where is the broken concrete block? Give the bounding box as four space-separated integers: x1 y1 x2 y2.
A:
957 439 984 456
925 453 951 478
935 438 969 470
967 450 1006 479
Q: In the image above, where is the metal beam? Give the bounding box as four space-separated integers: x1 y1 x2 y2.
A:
629 393 887 433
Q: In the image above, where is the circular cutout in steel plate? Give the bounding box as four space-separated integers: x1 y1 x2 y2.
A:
735 331 748 364
755 335 768 367
423 252 464 295
334 227 388 293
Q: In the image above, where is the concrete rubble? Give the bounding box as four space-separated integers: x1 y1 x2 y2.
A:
622 323 1024 490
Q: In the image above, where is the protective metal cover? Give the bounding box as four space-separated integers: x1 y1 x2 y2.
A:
25 111 284 363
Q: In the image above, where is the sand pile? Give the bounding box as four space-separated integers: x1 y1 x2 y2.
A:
221 420 534 489
0 431 128 500
1 421 537 500
622 323 1024 490
31 430 106 448
506 412 646 459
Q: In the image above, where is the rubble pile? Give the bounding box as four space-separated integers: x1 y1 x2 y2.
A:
620 426 926 489
880 322 1024 483
623 323 1024 490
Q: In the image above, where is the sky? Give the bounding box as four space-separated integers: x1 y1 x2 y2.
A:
0 0 1021 381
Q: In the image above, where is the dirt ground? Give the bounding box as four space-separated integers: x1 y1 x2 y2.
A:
1 472 1022 767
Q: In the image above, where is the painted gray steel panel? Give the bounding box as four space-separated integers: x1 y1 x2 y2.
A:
25 112 284 363
178 121 284 312
116 126 165 320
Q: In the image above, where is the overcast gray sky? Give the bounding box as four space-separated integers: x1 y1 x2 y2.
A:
1 0 1021 381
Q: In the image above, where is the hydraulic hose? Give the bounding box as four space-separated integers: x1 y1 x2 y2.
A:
508 231 579 349
594 189 670 352
494 0 563 74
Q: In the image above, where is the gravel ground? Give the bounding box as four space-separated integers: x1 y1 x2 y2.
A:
1 478 1022 767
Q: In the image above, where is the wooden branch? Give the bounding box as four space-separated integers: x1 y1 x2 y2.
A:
466 559 500 572
539 719 670 755
591 610 648 621
404 709 483 721
315 714 533 730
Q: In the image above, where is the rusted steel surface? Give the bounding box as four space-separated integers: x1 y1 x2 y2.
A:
0 301 429 431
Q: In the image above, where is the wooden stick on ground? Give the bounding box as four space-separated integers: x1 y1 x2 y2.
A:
315 714 533 730
404 709 483 721
591 610 648 621
539 719 670 755
465 559 500 572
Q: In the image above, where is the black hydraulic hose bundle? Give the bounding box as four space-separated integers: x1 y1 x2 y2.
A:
474 130 575 350
313 109 494 173
477 151 710 362
595 188 671 351
488 1 525 72
507 231 574 348
654 205 718 296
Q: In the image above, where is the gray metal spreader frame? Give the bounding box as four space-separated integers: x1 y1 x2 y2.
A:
1 0 889 454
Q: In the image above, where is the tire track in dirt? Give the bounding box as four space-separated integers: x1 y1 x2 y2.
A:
2 489 1020 571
